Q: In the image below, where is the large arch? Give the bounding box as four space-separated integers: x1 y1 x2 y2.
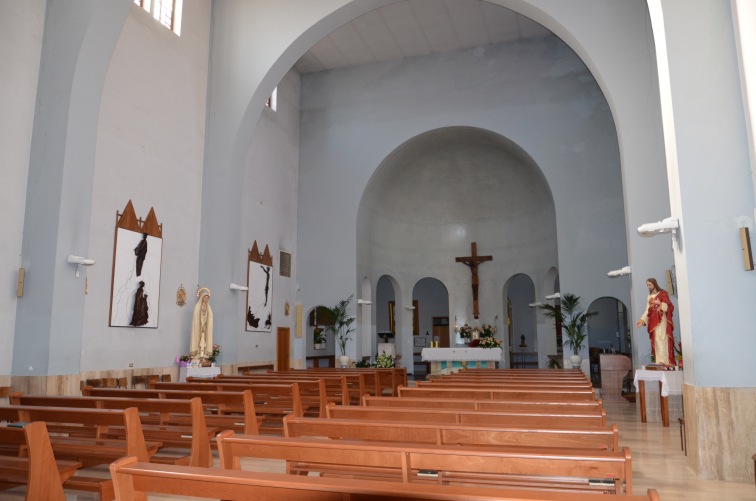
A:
200 1 658 356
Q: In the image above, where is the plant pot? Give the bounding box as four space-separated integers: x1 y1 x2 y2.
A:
338 355 350 368
569 354 582 369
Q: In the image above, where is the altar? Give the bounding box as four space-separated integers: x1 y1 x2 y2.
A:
421 347 502 374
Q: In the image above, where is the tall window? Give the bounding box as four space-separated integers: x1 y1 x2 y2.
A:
134 0 183 36
265 87 278 112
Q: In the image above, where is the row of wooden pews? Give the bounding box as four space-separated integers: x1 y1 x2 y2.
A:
2 367 663 500
106 366 659 501
110 367 660 500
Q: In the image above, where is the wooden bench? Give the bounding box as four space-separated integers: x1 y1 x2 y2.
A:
362 395 604 414
284 415 620 451
418 380 595 389
0 406 158 500
216 433 633 494
215 374 364 405
149 381 305 432
398 385 597 401
0 422 74 501
110 456 661 501
82 387 260 435
276 367 407 396
327 403 606 428
111 455 657 501
10 394 213 467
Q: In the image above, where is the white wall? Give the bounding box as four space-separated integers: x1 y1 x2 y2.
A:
233 69 301 366
81 0 211 371
0 0 46 376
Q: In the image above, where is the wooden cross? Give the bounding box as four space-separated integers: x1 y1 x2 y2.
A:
456 242 492 319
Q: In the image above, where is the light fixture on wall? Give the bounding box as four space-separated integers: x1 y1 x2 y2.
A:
544 292 560 300
229 283 248 291
637 217 679 236
357 298 372 305
607 266 631 277
67 254 95 277
528 301 543 308
405 305 415 310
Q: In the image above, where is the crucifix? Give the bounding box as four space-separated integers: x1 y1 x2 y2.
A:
456 242 493 319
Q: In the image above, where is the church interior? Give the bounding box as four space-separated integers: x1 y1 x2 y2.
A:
1 0 755 498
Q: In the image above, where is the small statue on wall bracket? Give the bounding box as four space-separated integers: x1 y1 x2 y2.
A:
176 284 187 307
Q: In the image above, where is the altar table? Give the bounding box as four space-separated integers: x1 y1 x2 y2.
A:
421 347 501 374
633 369 683 427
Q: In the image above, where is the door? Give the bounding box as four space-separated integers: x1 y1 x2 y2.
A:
432 317 450 347
277 327 290 371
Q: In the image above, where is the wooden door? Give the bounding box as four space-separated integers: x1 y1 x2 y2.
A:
277 327 290 371
432 316 451 348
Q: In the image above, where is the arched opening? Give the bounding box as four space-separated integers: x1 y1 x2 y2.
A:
504 274 537 368
587 297 630 388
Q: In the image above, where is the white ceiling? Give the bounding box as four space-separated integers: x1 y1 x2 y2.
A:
294 0 552 74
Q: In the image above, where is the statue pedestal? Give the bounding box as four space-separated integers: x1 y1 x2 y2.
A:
179 366 220 382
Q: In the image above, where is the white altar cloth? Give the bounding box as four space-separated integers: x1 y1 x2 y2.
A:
421 347 502 362
633 369 683 397
179 366 220 382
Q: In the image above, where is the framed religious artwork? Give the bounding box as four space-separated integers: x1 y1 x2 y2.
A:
109 200 163 328
246 241 273 332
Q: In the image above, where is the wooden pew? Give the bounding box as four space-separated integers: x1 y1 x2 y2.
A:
150 381 305 431
277 367 407 396
326 403 605 428
10 394 213 467
0 422 74 501
214 373 362 405
216 433 633 494
82 387 260 435
284 415 620 451
398 385 597 401
362 395 604 414
111 456 662 501
419 379 594 389
0 406 157 500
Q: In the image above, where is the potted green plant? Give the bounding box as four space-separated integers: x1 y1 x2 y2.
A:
313 327 326 348
325 295 355 368
541 293 597 369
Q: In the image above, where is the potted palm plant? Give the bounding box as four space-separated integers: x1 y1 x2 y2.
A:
325 295 355 368
541 293 597 369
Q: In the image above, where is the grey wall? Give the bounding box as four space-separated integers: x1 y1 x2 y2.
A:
0 0 45 376
297 35 626 364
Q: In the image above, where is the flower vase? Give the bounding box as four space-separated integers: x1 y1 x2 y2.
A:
179 361 190 368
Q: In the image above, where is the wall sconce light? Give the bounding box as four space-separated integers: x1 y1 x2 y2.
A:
528 301 543 308
357 299 372 305
607 266 631 277
544 292 560 300
67 254 95 277
637 217 679 236
740 227 754 271
405 305 416 310
229 283 248 291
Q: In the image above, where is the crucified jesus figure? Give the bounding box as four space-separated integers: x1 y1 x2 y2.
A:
456 242 492 319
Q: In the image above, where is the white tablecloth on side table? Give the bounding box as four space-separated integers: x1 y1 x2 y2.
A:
179 366 220 382
633 369 683 397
